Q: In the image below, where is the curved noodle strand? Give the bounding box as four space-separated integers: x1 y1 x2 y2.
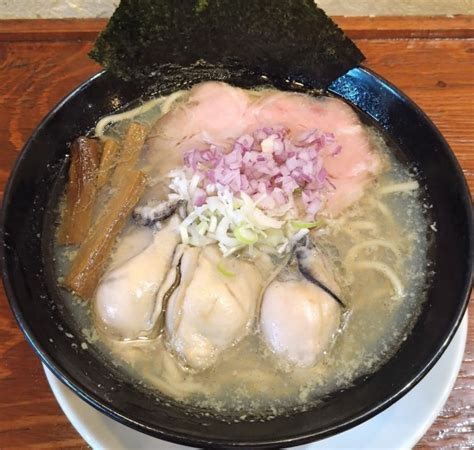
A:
160 90 186 114
379 181 419 195
150 371 205 398
94 91 186 138
345 239 401 267
95 97 165 138
352 260 404 298
369 199 394 222
347 221 379 234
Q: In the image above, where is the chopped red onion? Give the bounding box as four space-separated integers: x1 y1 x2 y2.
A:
332 144 342 156
193 188 207 206
182 126 340 218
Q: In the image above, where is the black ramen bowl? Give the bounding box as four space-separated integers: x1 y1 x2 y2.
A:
1 66 472 448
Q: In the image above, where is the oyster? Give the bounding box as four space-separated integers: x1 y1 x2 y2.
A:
260 240 343 368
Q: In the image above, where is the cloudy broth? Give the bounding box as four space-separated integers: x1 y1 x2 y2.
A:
54 87 429 419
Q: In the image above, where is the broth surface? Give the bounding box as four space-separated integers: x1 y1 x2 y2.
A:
54 86 430 419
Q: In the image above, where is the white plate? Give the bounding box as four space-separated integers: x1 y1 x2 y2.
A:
44 314 468 450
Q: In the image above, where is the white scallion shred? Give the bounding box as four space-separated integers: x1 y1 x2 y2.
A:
168 169 316 256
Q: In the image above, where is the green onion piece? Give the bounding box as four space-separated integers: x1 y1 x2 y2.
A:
290 220 322 230
233 225 258 244
217 260 236 277
233 198 243 209
262 229 285 247
197 221 208 235
208 215 218 232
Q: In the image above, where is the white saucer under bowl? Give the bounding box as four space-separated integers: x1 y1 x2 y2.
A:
44 314 467 450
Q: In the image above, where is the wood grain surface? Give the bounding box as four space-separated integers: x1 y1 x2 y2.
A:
0 17 472 449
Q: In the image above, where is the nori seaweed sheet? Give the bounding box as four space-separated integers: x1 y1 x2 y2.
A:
90 0 364 89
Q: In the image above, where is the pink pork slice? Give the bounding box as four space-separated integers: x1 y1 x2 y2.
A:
146 82 249 178
146 82 382 216
244 90 382 216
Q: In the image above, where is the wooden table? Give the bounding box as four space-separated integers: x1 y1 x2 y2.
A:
0 17 472 449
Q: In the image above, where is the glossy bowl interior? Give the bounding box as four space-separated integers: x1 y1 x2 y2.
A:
1 67 472 448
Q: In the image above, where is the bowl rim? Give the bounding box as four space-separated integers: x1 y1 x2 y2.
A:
1 66 472 448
